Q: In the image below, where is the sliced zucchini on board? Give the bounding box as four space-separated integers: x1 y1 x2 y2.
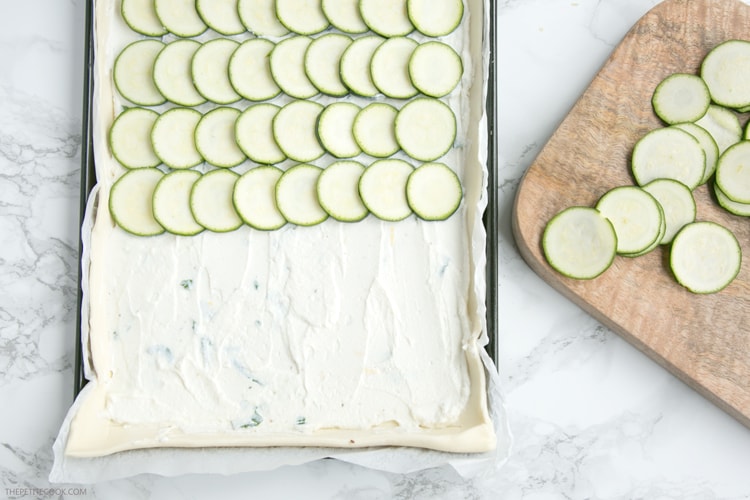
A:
352 103 399 158
269 36 319 99
715 141 750 204
233 166 287 230
714 181 750 217
238 0 288 37
340 35 384 97
360 0 414 37
317 160 368 222
322 0 368 34
121 0 167 36
304 34 352 97
272 100 325 163
110 168 166 237
672 122 719 185
275 164 329 226
235 104 286 165
408 41 463 98
395 98 456 162
192 38 242 105
195 107 246 168
595 185 664 255
651 73 710 125
151 107 203 170
155 0 208 38
407 0 463 37
700 39 750 109
190 169 243 232
641 178 696 245
631 127 705 190
229 38 281 102
153 39 206 107
196 0 245 36
114 40 166 106
670 221 741 294
406 162 462 221
370 37 419 99
359 159 414 222
275 0 329 35
152 169 204 236
542 206 617 280
110 108 161 169
317 102 361 159
695 104 743 154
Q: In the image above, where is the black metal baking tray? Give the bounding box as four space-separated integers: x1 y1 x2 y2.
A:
73 0 498 396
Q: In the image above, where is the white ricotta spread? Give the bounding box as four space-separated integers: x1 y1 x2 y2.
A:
65 0 494 456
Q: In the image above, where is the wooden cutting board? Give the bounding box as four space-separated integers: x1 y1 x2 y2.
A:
512 0 750 428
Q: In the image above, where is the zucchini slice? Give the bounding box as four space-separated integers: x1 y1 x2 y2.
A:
406 162 462 221
304 33 352 97
192 38 242 104
195 107 246 168
229 38 281 102
235 104 286 165
322 0 368 34
114 39 166 106
595 185 664 255
395 98 456 162
275 164 329 226
715 181 750 217
626 212 666 258
370 36 419 99
109 108 161 169
272 100 325 163
700 39 750 109
672 122 719 185
275 0 329 35
641 178 696 245
631 127 705 190
152 169 204 236
359 0 414 37
352 102 399 158
121 0 167 36
269 36 319 99
408 41 463 98
542 206 617 280
317 160 368 222
109 168 166 237
670 221 741 294
715 141 750 204
190 168 243 232
358 159 414 222
651 73 711 125
233 166 287 231
407 0 463 37
317 102 362 159
340 35 384 97
695 104 743 154
151 107 203 170
196 0 245 35
155 0 208 38
153 39 206 107
238 0 289 37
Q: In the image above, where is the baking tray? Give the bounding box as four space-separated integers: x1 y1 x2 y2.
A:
73 0 499 396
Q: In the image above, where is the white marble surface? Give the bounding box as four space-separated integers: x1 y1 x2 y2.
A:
2 0 750 498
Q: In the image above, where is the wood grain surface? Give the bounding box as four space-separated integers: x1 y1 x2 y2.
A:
512 0 750 427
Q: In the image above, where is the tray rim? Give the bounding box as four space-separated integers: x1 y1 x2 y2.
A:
73 0 499 396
